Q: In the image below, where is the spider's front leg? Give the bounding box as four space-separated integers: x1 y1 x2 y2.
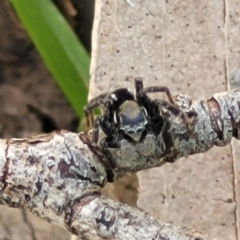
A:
135 78 197 136
135 77 175 108
135 78 167 135
84 87 135 145
99 88 135 139
84 92 109 132
84 95 115 145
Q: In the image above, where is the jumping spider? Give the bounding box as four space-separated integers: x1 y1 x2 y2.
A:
84 78 195 179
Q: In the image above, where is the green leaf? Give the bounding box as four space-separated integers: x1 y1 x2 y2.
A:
10 0 90 119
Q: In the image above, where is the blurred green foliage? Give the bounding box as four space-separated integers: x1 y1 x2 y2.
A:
10 0 90 119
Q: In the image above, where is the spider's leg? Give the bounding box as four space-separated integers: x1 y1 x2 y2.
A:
135 77 144 93
109 88 135 109
84 109 93 133
155 99 198 136
84 92 110 132
135 77 175 104
99 88 135 137
135 78 158 118
100 107 115 137
86 92 110 110
92 116 101 144
154 99 182 115
142 85 175 105
85 87 134 137
135 78 192 135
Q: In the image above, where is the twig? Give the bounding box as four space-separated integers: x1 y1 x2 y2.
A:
0 130 216 239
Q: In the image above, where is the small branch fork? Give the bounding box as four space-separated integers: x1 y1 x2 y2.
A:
0 130 216 240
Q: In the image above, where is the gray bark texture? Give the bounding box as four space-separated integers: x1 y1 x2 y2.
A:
89 0 240 240
0 130 217 240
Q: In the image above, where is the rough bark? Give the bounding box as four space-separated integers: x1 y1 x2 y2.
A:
0 130 216 240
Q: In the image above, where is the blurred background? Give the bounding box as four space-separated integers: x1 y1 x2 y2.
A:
0 0 94 138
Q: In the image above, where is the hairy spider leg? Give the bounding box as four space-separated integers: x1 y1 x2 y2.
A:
84 88 135 138
135 78 166 119
136 80 175 106
134 78 166 135
99 101 116 137
134 77 175 113
84 92 110 132
135 78 195 136
84 109 93 133
92 116 100 144
135 79 197 133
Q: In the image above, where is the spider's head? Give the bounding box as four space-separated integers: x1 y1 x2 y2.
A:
115 100 148 142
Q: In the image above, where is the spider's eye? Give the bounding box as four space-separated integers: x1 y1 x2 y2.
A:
126 130 135 135
136 127 144 133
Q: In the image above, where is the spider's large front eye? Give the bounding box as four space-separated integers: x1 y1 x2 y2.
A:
136 127 144 133
126 130 135 135
125 126 145 142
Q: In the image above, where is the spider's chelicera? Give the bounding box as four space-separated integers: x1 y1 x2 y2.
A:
84 78 187 180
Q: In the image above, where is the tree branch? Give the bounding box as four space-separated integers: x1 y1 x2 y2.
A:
0 130 216 239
